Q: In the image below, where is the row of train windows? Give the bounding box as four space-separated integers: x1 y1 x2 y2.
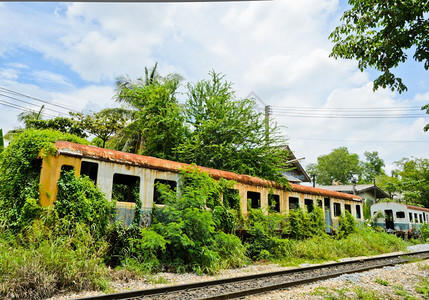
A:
332 203 361 218
78 162 362 218
396 211 427 223
409 212 427 223
65 162 178 204
295 199 361 218
374 210 428 223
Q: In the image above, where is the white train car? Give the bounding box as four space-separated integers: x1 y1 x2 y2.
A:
371 202 429 236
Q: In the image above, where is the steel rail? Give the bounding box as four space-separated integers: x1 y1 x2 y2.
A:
78 250 429 300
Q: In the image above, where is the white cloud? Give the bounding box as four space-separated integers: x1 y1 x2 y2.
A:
32 70 74 88
0 68 19 80
0 0 427 172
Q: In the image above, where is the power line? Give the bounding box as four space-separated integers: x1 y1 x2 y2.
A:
269 105 427 119
0 99 57 119
0 92 69 117
271 105 422 111
288 136 429 143
272 112 424 119
0 86 83 113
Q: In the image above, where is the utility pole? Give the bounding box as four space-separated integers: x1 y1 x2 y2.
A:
247 92 270 142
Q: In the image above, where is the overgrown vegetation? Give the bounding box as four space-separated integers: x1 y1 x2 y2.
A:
0 130 114 299
0 129 88 231
0 129 413 299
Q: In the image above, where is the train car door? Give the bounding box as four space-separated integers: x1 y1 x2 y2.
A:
324 198 332 233
384 209 394 230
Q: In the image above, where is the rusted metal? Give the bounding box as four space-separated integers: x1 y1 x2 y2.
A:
406 204 429 213
53 141 361 202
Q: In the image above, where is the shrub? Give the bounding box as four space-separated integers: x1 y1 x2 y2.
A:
121 228 168 274
0 129 88 230
337 211 357 238
55 170 116 238
149 167 248 274
283 206 326 239
421 223 429 242
244 208 292 260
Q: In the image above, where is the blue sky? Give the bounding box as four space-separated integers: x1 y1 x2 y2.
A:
0 0 428 175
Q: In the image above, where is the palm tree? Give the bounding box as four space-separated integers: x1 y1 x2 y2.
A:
18 105 45 128
112 63 183 154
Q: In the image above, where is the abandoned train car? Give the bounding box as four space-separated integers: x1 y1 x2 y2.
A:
371 202 429 236
39 141 362 229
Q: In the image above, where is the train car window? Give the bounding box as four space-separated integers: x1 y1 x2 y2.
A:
112 173 140 203
223 188 240 210
415 213 418 223
356 205 361 219
61 165 74 173
409 213 413 222
248 191 261 209
268 194 280 212
324 198 330 212
345 204 351 213
304 199 313 213
396 211 405 218
33 158 43 172
289 197 299 210
80 161 98 183
153 179 177 205
419 214 423 223
333 203 341 217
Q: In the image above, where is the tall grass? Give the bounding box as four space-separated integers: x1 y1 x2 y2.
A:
288 226 407 264
0 223 110 300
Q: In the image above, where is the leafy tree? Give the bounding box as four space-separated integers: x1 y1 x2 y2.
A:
376 173 401 199
307 147 362 185
376 157 429 207
177 71 288 183
362 151 385 182
71 108 126 148
28 116 87 138
395 157 429 206
330 0 429 94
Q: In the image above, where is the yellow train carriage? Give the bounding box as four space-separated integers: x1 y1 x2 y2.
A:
39 141 362 229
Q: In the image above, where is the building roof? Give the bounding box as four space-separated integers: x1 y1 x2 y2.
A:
317 184 389 199
282 145 311 183
53 141 361 202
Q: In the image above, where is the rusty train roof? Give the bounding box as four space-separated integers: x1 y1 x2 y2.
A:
406 205 429 213
53 141 362 202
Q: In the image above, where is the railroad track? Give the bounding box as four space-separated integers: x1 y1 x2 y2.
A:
80 250 429 300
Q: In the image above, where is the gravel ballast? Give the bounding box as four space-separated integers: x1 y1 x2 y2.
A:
48 244 429 300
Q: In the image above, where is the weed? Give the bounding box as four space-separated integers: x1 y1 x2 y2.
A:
145 275 170 285
353 286 384 299
415 275 429 298
393 285 418 299
375 277 389 286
